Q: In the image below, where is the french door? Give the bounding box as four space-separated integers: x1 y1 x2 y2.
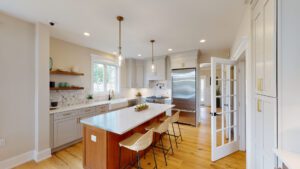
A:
211 57 239 161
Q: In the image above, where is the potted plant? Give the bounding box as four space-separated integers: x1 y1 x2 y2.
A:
136 92 142 104
86 94 94 103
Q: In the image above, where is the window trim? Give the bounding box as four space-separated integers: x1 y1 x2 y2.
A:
91 54 120 96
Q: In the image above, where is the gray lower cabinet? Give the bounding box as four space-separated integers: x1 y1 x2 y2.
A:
51 104 109 150
52 109 78 148
54 116 78 148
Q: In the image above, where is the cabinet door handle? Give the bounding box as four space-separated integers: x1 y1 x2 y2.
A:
257 99 262 112
257 79 263 91
63 113 72 116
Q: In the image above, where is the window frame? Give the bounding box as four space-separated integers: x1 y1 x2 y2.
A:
91 55 119 96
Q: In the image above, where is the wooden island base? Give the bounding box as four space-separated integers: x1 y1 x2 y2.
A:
82 114 164 169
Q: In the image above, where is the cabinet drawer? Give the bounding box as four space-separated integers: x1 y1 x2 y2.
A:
54 110 78 120
79 107 96 115
95 104 109 114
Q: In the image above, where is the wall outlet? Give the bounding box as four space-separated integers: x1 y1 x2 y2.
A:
0 138 5 147
91 135 97 143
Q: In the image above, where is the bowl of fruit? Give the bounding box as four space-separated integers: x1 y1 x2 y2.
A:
135 104 149 112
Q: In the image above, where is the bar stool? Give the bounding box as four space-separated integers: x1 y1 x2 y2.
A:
145 117 173 166
119 129 157 169
160 109 183 148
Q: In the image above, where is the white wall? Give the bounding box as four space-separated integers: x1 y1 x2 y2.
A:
199 69 222 106
230 5 253 169
199 49 230 63
34 23 51 161
278 0 300 153
0 12 35 160
231 6 251 58
50 38 116 93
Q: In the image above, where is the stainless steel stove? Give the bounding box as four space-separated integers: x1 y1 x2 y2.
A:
145 96 169 104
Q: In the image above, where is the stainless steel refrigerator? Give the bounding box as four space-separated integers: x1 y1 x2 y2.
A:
171 68 196 126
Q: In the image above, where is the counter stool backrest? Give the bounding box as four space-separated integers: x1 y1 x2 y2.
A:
131 129 154 152
156 117 171 134
171 110 180 123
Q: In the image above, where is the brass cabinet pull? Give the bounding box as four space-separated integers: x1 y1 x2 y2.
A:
257 78 264 92
63 113 72 116
257 99 262 112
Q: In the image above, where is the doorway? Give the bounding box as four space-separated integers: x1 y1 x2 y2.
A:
199 54 247 162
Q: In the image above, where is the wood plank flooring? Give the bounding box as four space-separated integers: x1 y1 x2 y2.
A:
15 107 246 169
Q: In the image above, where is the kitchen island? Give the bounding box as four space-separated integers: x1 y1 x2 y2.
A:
80 103 174 169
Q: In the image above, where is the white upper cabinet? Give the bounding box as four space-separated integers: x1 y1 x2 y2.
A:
144 56 166 82
170 50 198 69
253 0 277 97
125 59 144 88
135 60 144 88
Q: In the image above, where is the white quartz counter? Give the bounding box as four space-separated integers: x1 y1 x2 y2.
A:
275 149 300 169
49 98 136 114
80 103 174 135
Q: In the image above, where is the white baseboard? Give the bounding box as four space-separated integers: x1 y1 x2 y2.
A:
34 148 51 162
0 150 34 169
0 148 51 169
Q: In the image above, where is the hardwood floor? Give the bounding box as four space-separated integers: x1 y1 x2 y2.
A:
15 107 246 169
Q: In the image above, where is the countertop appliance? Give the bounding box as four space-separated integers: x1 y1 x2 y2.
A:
172 68 196 126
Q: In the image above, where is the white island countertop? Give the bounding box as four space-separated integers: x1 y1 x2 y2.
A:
80 103 174 135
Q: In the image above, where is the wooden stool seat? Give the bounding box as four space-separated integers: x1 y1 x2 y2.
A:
119 133 143 151
145 122 162 133
118 129 157 169
159 116 168 122
161 110 183 149
145 117 173 166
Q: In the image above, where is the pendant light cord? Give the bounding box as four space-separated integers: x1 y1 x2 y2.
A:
151 40 155 64
118 19 122 56
152 42 154 64
117 16 124 57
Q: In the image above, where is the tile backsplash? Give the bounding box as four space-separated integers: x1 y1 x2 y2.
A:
50 90 118 108
50 90 86 107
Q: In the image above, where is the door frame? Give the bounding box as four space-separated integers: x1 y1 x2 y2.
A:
231 36 254 169
237 55 246 151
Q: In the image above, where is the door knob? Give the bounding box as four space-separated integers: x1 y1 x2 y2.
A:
210 112 222 116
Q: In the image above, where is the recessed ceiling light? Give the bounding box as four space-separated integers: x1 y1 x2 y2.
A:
138 54 142 57
83 32 90 37
200 39 206 43
168 48 173 52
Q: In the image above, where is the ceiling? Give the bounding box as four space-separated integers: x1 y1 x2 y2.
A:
0 0 246 58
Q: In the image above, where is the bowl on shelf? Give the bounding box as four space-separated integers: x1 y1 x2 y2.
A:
51 101 58 107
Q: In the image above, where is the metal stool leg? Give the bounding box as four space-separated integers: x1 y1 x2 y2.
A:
177 122 183 141
159 134 168 166
171 123 178 148
167 130 174 155
152 145 158 169
137 152 141 169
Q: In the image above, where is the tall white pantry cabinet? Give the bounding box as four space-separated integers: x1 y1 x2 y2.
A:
252 0 277 168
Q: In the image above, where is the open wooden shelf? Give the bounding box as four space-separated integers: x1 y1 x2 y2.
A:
50 70 84 76
50 86 84 91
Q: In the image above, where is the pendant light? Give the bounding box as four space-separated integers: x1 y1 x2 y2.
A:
117 16 124 66
150 40 155 72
